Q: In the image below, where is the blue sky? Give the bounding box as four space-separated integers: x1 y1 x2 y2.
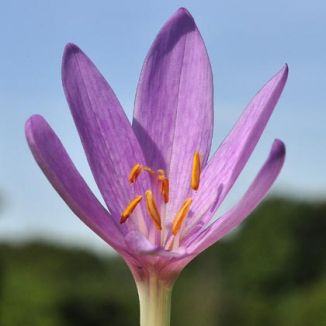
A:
0 0 325 251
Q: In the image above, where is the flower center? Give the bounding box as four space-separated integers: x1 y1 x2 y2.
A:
121 152 201 247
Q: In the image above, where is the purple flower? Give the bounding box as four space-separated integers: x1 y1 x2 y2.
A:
25 8 287 325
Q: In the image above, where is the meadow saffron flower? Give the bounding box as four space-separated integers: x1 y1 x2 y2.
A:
25 8 288 326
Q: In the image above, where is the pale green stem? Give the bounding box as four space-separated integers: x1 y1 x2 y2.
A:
136 273 174 326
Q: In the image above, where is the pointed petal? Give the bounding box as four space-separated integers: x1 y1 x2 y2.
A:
187 139 286 254
133 8 213 221
62 44 150 218
191 65 288 221
25 115 125 249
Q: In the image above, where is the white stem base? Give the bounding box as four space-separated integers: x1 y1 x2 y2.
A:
136 273 173 326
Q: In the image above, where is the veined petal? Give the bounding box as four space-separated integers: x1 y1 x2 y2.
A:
62 43 150 219
187 139 286 254
133 8 213 222
25 115 125 249
190 65 288 222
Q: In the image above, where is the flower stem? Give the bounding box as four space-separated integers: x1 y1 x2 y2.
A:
136 273 173 326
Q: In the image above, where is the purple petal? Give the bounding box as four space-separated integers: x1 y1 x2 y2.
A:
125 231 188 258
62 44 150 219
125 231 160 255
187 139 286 254
25 115 125 249
190 65 288 222
133 8 213 221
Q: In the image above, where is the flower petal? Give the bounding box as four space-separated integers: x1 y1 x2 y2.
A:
125 231 159 255
133 8 213 221
190 65 288 223
62 43 150 219
25 115 125 249
187 139 286 254
125 231 188 258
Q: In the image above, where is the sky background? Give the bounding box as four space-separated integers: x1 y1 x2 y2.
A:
0 0 325 252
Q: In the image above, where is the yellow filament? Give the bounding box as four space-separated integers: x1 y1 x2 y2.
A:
143 166 155 175
128 163 142 183
191 152 201 190
172 198 193 235
120 195 142 224
145 190 162 230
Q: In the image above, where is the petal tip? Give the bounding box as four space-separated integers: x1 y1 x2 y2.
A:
176 7 193 19
271 139 286 159
62 43 84 75
25 115 34 129
25 114 44 134
170 7 195 29
63 43 81 57
278 63 289 82
283 63 289 72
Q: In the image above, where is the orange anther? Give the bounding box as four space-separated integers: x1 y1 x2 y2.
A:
171 198 193 235
157 169 165 176
120 195 142 224
160 177 169 203
145 190 162 230
158 174 165 181
191 152 201 190
128 164 142 183
156 169 169 203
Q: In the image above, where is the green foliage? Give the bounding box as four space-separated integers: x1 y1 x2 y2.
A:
0 197 325 325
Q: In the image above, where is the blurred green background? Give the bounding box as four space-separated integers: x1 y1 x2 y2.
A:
1 197 325 326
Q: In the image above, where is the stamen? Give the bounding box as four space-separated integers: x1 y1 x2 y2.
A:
191 152 201 190
172 198 193 235
160 177 169 203
145 190 162 230
157 169 165 176
128 163 142 183
156 169 169 203
120 195 142 224
143 166 155 175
